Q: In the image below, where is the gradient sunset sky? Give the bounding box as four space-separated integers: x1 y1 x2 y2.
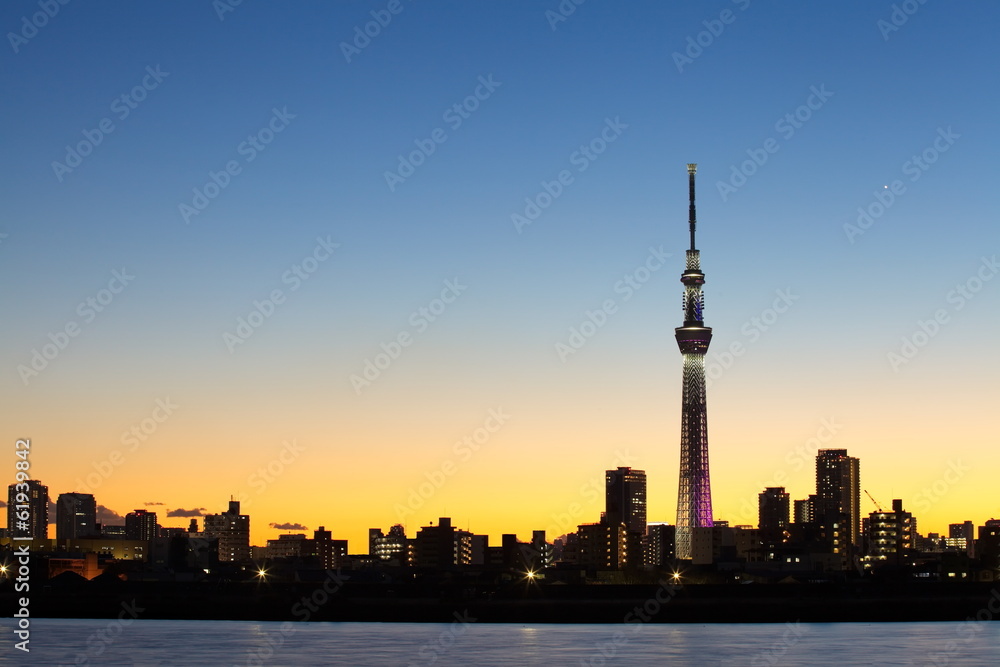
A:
2 1 998 551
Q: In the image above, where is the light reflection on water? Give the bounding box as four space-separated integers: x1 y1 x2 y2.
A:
5 618 998 666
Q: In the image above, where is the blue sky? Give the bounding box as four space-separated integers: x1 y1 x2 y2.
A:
2 1 998 544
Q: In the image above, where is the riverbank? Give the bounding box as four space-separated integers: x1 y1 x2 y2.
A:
5 580 998 623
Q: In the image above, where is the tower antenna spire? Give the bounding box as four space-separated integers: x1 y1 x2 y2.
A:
687 163 697 251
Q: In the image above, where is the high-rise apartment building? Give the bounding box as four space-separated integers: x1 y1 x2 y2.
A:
413 518 472 568
605 467 647 534
643 523 676 566
203 500 251 562
56 492 97 540
949 521 975 558
863 499 916 566
758 487 790 542
793 498 813 525
575 522 630 570
7 480 49 539
125 509 159 541
815 449 860 557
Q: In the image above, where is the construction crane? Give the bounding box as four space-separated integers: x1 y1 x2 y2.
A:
864 489 884 512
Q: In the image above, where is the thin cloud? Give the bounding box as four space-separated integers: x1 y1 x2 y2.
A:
270 522 307 531
167 507 206 518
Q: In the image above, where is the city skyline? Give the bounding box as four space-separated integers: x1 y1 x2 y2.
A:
5 440 994 555
2 2 998 552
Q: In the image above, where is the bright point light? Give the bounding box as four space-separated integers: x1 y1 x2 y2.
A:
525 570 536 580
256 568 267 578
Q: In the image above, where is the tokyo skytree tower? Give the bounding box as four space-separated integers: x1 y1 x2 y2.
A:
674 163 714 560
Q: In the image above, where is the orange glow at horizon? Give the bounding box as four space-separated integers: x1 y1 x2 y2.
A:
15 358 997 552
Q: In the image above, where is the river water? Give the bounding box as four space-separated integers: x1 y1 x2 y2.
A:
4 618 998 666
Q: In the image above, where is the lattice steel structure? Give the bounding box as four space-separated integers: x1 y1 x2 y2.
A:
674 163 714 560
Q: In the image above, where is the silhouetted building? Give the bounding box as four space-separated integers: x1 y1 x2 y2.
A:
758 487 790 542
203 500 250 562
863 499 916 567
815 449 860 561
949 521 975 558
605 467 647 534
58 537 149 561
469 535 503 569
574 522 629 570
267 533 308 559
124 509 158 541
311 526 346 569
643 523 676 566
413 518 471 568
793 498 811 524
101 524 127 539
370 524 408 563
977 522 1000 570
56 492 97 540
48 552 102 580
526 530 553 571
7 480 48 539
159 527 187 538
